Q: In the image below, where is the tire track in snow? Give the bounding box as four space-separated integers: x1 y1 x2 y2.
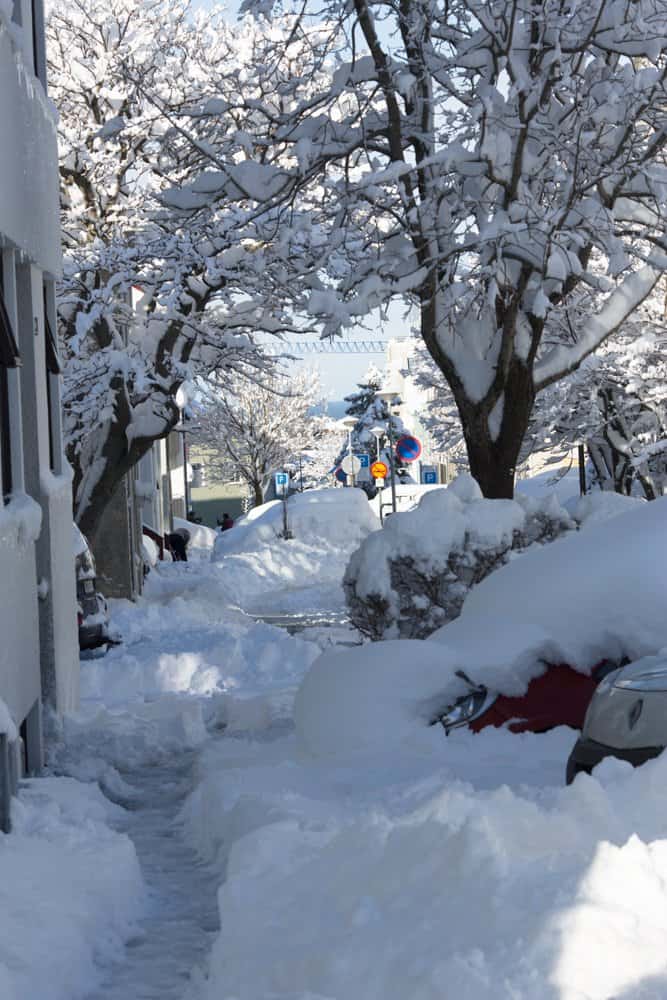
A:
84 747 219 1000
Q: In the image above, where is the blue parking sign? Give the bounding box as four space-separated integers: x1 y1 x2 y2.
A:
355 453 370 468
275 472 289 493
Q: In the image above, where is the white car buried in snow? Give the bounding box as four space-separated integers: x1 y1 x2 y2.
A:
567 653 667 783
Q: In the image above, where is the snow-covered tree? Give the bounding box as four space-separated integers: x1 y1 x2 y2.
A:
47 0 305 538
196 370 326 506
528 291 667 498
191 0 667 499
334 367 405 480
343 367 383 419
299 414 346 490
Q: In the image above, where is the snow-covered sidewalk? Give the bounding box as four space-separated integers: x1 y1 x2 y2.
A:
83 746 220 1000
5 491 667 1000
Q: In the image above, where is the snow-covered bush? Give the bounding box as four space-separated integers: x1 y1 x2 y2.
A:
343 475 574 640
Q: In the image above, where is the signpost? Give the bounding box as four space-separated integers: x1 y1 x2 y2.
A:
275 471 291 538
370 460 388 480
341 454 362 477
395 435 422 463
275 471 289 495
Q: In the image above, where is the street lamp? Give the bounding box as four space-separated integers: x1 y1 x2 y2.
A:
341 415 357 486
376 388 401 515
370 426 385 461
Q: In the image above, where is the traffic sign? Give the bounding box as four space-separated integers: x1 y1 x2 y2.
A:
275 471 289 493
341 454 362 476
355 453 370 469
370 460 388 480
395 434 422 463
421 465 437 485
334 467 347 484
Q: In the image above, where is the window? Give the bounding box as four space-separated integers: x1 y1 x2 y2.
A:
0 271 20 503
43 287 60 472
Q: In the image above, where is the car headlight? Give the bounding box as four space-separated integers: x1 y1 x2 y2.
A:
436 687 494 733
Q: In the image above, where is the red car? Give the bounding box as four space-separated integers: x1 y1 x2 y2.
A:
434 662 620 735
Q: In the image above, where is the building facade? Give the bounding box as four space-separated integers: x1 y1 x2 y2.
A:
0 0 78 831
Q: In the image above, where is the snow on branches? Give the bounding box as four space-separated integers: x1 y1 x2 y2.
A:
186 0 667 498
196 369 328 506
48 0 312 535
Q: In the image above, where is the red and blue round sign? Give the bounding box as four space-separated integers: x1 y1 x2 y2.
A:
334 466 347 483
395 434 422 463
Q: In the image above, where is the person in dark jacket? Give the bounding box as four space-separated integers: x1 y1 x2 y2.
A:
166 527 190 561
218 512 235 531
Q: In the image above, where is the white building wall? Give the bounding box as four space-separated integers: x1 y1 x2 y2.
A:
0 0 77 773
0 6 60 275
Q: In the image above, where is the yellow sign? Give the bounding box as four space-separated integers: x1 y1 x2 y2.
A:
370 460 388 480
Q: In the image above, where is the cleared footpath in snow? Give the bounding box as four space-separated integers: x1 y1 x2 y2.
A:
83 746 220 1000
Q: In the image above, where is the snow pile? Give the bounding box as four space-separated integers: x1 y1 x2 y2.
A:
567 490 643 527
173 517 217 559
438 495 667 678
184 740 667 1000
141 533 160 569
213 488 378 558
0 777 143 1000
75 562 320 756
295 497 667 762
345 474 573 639
0 492 42 549
209 488 379 611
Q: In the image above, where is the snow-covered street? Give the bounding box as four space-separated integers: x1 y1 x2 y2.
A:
5 491 667 1000
5 0 667 995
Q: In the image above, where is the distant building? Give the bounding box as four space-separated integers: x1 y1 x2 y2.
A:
383 338 451 482
0 0 79 830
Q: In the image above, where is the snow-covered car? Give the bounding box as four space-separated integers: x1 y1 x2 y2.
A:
426 497 667 746
435 662 617 736
73 525 117 651
566 654 667 783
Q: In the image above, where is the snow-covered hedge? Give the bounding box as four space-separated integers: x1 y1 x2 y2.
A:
343 475 575 640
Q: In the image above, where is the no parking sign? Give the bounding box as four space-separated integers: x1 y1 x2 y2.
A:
395 435 422 463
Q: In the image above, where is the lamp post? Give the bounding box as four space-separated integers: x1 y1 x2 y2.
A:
341 416 357 486
369 425 386 522
370 426 384 462
376 389 401 515
175 386 190 519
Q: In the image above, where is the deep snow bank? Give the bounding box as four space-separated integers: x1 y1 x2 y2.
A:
0 777 143 1000
213 487 379 558
182 720 667 1000
296 497 667 759
439 494 667 673
210 488 379 610
345 474 573 638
